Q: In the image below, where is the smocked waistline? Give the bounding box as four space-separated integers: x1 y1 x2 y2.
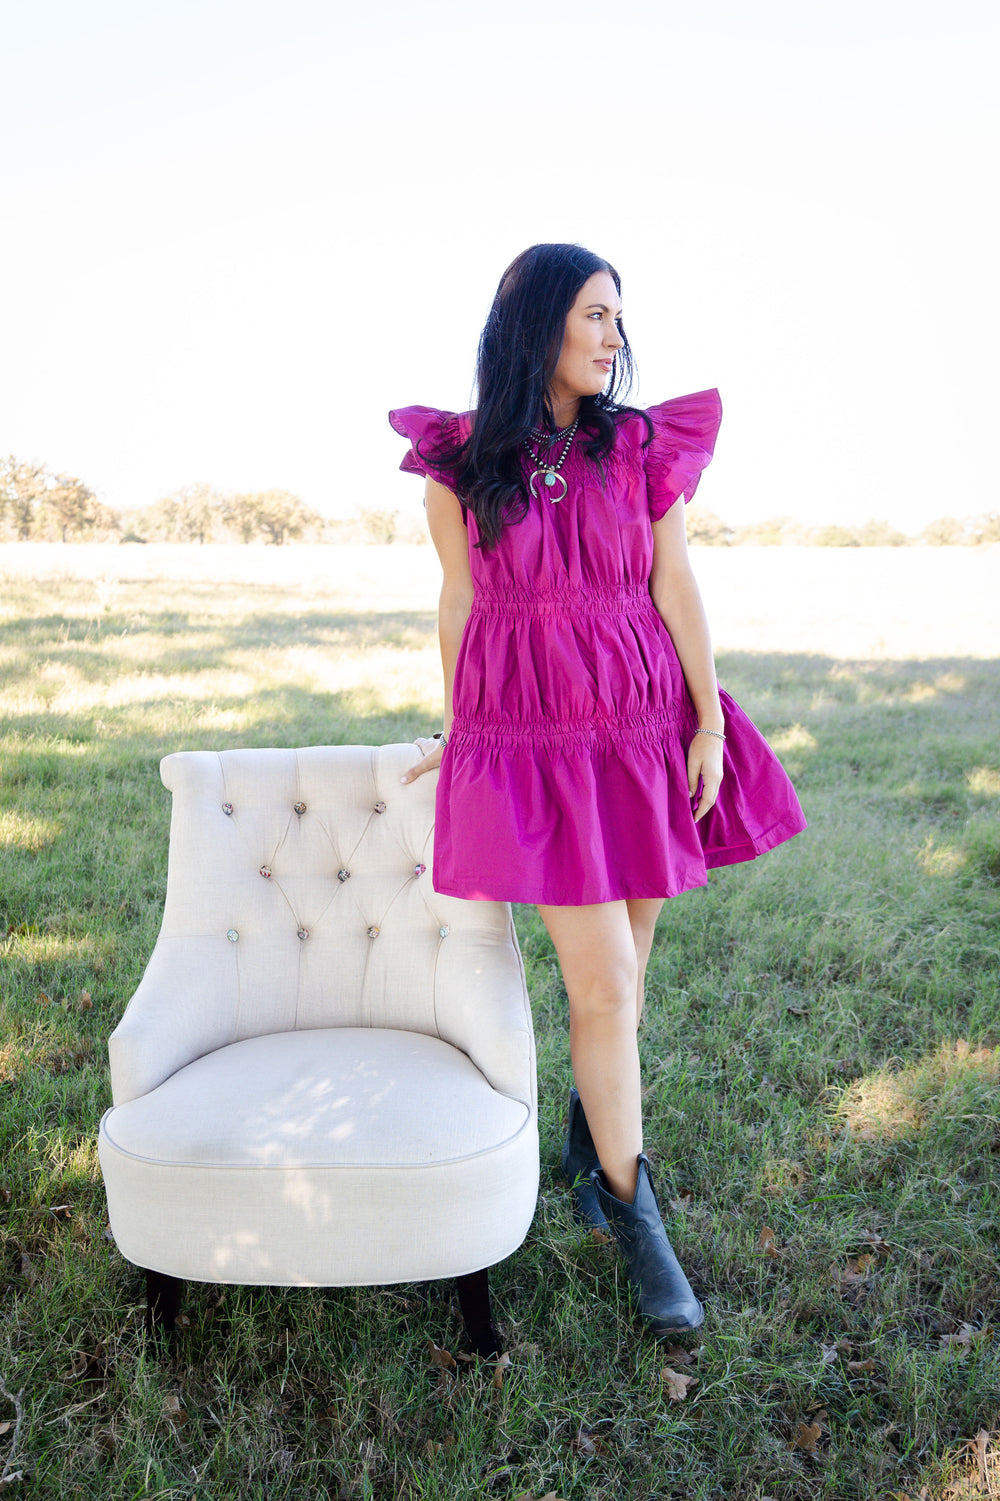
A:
470 583 655 616
450 705 688 745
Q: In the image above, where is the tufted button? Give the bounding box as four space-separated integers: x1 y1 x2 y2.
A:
222 802 234 816
439 926 450 939
297 928 309 941
367 925 380 939
259 865 272 879
294 801 307 815
414 863 426 877
227 929 239 943
373 801 387 814
338 869 351 882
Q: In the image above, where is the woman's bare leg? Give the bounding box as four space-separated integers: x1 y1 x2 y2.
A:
626 897 664 1027
542 897 704 1334
538 901 642 1202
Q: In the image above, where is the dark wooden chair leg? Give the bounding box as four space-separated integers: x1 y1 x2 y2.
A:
455 1267 501 1358
144 1268 184 1338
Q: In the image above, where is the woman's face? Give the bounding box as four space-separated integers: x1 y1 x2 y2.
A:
549 270 625 412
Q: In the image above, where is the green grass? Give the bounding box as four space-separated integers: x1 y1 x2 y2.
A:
1 576 998 1500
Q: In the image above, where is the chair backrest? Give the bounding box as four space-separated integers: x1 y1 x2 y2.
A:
136 744 533 1103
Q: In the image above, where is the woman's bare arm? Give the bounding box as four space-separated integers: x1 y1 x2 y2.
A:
400 476 474 785
649 501 724 821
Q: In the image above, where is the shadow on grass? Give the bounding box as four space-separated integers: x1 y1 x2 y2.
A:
0 607 438 689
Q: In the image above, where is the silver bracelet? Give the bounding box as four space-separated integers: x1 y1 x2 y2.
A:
694 727 726 741
433 731 448 747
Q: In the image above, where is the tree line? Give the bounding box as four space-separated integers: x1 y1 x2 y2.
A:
687 511 1000 547
0 460 423 545
1 455 996 546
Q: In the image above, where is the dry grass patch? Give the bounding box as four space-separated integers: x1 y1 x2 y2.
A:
838 1039 1000 1144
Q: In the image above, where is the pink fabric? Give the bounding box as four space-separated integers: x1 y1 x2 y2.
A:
388 391 806 905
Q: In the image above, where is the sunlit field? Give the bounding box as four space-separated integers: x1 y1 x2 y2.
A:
1 546 998 1500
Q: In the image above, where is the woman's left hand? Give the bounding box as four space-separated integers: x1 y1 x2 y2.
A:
400 737 444 786
688 733 724 823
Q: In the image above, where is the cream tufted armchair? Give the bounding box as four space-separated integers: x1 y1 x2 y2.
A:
98 744 538 1355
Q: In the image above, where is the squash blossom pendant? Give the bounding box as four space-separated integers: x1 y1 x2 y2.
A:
524 418 578 503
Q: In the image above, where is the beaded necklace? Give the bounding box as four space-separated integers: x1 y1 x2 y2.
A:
523 418 578 503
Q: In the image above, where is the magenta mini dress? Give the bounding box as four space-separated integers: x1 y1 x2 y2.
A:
389 390 806 905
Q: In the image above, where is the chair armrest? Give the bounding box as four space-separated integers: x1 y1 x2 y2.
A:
434 918 537 1112
108 937 240 1105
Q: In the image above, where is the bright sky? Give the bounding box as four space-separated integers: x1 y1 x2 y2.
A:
3 0 997 530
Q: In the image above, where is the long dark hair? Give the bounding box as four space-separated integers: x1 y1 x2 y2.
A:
421 243 651 547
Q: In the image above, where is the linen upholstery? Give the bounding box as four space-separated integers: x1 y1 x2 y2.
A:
99 743 538 1286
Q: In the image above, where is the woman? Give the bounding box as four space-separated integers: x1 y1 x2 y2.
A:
390 243 805 1337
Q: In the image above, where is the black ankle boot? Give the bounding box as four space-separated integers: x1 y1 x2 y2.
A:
591 1154 704 1336
560 1088 610 1232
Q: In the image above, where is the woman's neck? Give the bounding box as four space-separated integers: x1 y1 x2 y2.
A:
546 388 581 431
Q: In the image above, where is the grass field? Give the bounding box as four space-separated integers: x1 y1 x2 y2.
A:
1 555 999 1500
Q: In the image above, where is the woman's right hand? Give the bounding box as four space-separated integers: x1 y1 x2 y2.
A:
400 737 444 786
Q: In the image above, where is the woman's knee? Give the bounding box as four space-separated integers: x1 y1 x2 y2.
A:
566 960 639 1023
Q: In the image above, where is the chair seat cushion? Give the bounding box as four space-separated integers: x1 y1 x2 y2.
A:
102 1028 527 1167
99 1028 538 1285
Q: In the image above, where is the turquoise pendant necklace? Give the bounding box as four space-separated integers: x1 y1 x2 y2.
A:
524 418 578 503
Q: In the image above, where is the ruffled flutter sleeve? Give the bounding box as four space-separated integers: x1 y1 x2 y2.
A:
644 389 723 521
388 405 465 491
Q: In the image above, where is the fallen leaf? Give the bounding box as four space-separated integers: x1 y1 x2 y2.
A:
19 1249 38 1285
661 1367 698 1402
786 1005 810 1017
847 1357 877 1373
0 1421 10 1436
830 1256 875 1295
865 1231 892 1256
427 1341 457 1372
49 1204 72 1220
939 1323 990 1359
572 1425 606 1456
423 1438 442 1460
61 1347 108 1385
971 1429 990 1487
492 1352 511 1391
791 1420 823 1453
661 1343 697 1367
160 1392 187 1427
758 1225 781 1258
78 989 93 1010
819 1343 839 1366
589 1227 613 1245
0 1185 10 1204
36 990 52 1006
